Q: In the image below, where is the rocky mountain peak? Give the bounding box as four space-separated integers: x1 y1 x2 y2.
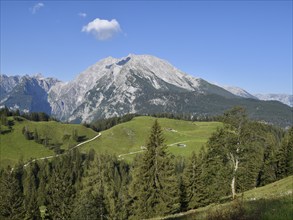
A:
1 55 291 127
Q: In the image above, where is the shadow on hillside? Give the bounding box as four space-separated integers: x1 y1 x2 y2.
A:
77 135 88 142
0 129 12 135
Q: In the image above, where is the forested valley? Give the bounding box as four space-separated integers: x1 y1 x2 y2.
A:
0 107 292 220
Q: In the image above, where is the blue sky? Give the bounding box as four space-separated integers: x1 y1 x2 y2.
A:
1 1 292 94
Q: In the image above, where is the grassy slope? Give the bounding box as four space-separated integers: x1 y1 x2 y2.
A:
0 117 97 168
158 175 293 220
81 116 222 159
1 116 221 167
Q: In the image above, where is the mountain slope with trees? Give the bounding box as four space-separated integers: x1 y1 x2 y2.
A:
0 107 292 219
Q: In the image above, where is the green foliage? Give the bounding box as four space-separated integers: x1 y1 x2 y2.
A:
0 107 55 122
23 164 41 220
202 132 231 202
178 176 188 212
36 161 50 206
89 113 138 132
1 114 8 126
254 123 283 186
0 108 292 219
164 176 293 220
73 153 131 220
183 152 206 209
0 166 25 220
202 107 285 202
130 120 180 218
45 154 78 219
71 189 104 220
276 127 293 179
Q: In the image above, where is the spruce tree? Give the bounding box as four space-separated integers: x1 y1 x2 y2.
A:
256 128 279 186
0 168 25 219
73 154 109 220
24 163 41 220
183 152 205 209
204 108 274 200
72 189 104 220
104 158 130 220
37 160 50 205
24 184 41 220
277 127 293 178
178 176 188 212
202 128 231 202
130 120 180 219
46 156 76 219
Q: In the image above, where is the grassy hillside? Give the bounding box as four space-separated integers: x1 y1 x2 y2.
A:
1 116 221 167
0 117 97 168
81 116 222 160
158 176 293 220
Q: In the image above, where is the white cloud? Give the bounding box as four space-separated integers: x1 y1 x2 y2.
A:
82 18 121 40
78 12 87 18
32 2 44 14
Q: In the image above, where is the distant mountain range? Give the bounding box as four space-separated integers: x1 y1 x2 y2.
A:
220 85 292 107
0 74 59 113
253 94 292 107
1 54 292 126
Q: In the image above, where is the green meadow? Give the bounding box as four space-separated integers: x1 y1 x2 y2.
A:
82 116 222 159
0 117 97 168
1 116 221 167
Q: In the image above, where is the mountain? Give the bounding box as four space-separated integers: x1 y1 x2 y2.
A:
254 94 293 107
218 84 292 107
220 85 256 99
1 54 292 127
0 74 60 114
48 54 237 122
0 74 22 101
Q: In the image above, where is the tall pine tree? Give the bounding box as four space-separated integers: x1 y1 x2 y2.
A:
24 163 41 220
183 151 206 209
277 126 293 178
46 156 76 219
0 167 25 220
130 120 180 219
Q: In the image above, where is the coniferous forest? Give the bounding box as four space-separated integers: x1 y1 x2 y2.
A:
0 107 292 220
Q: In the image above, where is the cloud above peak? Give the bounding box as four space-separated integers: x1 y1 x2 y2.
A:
82 18 121 40
32 2 44 14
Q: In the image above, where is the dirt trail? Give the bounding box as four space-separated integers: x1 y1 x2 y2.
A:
11 133 101 171
118 150 145 159
118 139 191 159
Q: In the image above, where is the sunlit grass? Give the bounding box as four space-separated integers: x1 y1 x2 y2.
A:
81 116 222 159
0 117 97 168
159 176 293 220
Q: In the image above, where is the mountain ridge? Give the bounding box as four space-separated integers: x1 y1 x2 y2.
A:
48 54 237 122
1 54 292 126
254 93 293 107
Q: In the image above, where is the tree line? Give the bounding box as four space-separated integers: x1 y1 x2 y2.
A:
0 106 57 123
0 107 292 219
86 112 218 133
